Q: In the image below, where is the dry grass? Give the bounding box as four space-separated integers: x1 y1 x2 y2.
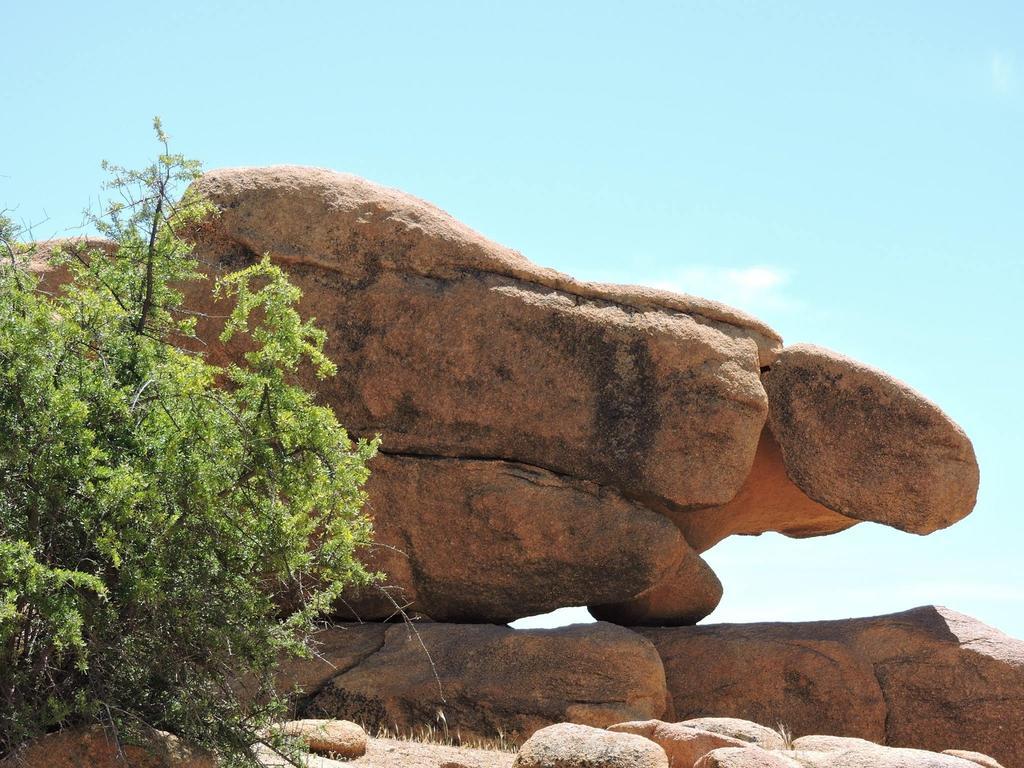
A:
367 710 518 753
773 722 796 750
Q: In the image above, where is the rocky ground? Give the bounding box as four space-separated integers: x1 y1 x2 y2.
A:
6 717 1009 768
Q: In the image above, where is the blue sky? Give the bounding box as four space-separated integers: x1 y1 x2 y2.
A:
3 2 1021 637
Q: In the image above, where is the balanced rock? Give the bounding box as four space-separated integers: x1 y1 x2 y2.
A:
587 545 722 626
339 454 689 623
303 622 668 744
762 344 979 534
608 720 748 767
641 607 1024 768
513 723 668 768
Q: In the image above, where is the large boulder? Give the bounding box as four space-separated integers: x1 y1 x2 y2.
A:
340 454 690 623
302 622 669 744
513 723 668 768
762 344 979 534
187 166 774 515
640 607 1024 768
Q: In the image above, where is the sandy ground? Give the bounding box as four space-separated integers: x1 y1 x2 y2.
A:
257 737 515 768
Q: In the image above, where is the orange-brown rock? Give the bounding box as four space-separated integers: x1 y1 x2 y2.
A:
25 237 116 293
186 166 774 515
275 719 367 758
588 547 722 626
762 344 979 534
303 622 669 744
339 454 690 623
608 720 748 767
641 607 1024 768
673 427 858 552
513 723 668 768
0 725 214 768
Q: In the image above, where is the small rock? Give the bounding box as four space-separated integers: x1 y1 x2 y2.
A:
513 723 668 768
276 719 367 758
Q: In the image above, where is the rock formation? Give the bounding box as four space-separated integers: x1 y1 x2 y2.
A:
260 608 1023 767
174 165 980 627
21 168 1009 766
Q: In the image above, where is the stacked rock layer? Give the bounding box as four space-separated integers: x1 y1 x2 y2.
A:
183 166 979 626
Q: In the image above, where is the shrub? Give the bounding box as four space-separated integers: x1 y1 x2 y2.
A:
0 121 378 764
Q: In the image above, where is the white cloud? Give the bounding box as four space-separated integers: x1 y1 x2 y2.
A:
653 265 796 315
990 51 1016 95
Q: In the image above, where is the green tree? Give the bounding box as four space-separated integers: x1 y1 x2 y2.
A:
0 121 378 764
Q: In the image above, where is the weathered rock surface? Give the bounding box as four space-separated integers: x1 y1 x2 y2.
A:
679 719 786 750
302 622 668 744
267 623 388 702
784 745 981 768
695 747 800 768
673 427 858 553
513 723 668 768
641 607 1024 768
943 751 1006 768
791 735 879 751
587 545 722 626
608 720 748 767
339 454 689 623
763 344 979 534
276 719 367 759
0 725 214 768
188 166 773 516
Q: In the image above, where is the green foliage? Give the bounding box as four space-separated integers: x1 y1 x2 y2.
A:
0 121 378 763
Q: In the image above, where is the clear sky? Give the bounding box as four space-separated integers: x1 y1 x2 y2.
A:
3 2 1021 637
